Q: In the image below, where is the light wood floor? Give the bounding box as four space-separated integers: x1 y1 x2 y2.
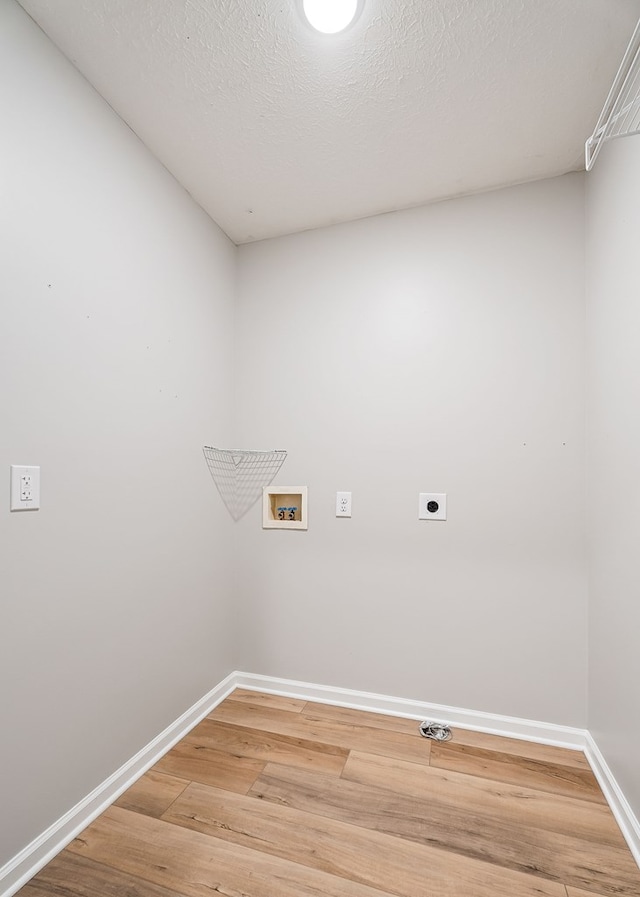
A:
20 689 640 897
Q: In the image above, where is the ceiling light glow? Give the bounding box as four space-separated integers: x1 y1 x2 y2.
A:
302 0 361 34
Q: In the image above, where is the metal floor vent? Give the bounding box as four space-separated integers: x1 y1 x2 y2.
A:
419 721 452 742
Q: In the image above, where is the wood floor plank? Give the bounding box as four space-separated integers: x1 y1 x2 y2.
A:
565 890 612 897
114 771 190 818
67 805 402 897
302 701 424 737
185 717 348 775
429 742 605 804
342 751 626 847
230 688 307 713
153 739 264 794
209 699 433 765
162 779 566 897
18 851 188 897
445 729 591 770
301 704 589 769
250 762 640 895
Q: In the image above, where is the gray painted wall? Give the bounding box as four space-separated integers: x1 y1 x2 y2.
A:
235 176 588 726
586 135 640 819
0 2 237 866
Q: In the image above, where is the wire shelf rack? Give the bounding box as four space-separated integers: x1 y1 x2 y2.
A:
586 18 640 170
203 447 287 521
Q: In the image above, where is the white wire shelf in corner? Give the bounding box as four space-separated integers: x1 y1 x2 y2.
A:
202 446 287 521
586 18 640 171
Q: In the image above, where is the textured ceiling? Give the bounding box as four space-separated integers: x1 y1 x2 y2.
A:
16 0 640 243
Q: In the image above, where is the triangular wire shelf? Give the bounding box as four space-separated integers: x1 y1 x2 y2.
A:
203 446 287 521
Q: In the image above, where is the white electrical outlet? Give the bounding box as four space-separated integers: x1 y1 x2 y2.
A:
419 492 446 521
20 474 33 501
336 491 352 517
10 465 40 511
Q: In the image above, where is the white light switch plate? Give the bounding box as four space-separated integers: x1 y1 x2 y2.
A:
10 465 40 511
419 492 446 520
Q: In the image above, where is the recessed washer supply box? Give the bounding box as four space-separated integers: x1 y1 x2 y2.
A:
263 486 308 530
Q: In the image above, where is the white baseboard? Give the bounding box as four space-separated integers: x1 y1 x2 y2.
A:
0 672 237 897
585 732 640 867
234 671 588 750
2 670 639 896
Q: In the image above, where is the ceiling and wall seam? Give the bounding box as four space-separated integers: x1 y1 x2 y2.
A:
15 0 640 243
